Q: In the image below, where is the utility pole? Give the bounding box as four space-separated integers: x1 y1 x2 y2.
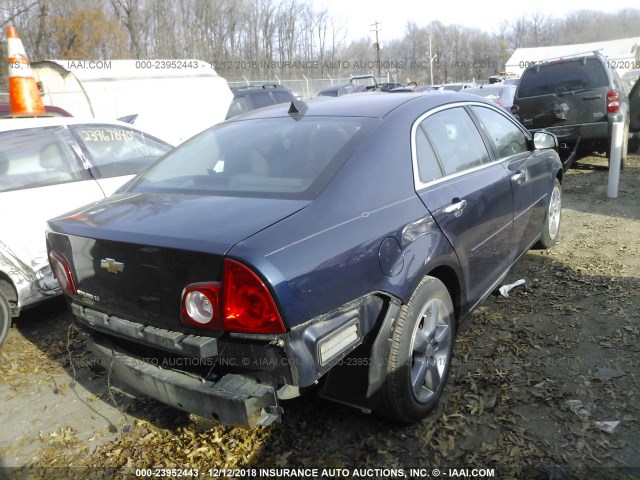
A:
428 35 438 86
429 35 434 85
371 21 381 77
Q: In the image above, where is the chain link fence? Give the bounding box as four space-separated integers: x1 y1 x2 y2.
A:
0 75 391 106
0 73 395 111
227 75 391 99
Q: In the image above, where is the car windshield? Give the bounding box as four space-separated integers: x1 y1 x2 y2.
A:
517 58 609 98
129 116 373 199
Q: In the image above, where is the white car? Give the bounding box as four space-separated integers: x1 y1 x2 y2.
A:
0 117 172 344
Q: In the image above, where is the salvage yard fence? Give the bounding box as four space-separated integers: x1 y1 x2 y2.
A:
227 74 391 99
0 75 392 109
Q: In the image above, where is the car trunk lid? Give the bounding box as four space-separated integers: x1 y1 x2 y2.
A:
47 192 308 330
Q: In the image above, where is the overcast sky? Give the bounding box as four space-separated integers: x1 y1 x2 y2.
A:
313 0 640 44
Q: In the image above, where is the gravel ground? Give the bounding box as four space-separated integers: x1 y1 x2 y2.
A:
1 153 639 480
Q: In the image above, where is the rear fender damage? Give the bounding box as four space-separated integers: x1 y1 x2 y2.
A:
0 242 60 315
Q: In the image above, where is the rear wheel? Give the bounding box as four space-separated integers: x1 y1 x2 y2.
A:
537 178 562 249
0 290 11 347
375 277 455 423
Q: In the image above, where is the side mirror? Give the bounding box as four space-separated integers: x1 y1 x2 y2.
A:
533 131 558 149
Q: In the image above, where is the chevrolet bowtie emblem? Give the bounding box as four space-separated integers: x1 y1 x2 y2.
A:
100 258 124 274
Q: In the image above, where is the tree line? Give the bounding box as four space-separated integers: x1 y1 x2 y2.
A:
1 0 639 86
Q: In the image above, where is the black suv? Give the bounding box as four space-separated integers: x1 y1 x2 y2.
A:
511 52 637 168
226 84 297 119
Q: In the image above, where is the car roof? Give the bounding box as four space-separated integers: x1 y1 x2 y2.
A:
522 52 605 72
0 104 72 116
622 69 640 79
228 91 490 120
231 84 291 93
465 85 514 93
0 116 147 133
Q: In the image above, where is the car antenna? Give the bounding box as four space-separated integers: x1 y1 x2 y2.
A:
288 98 308 120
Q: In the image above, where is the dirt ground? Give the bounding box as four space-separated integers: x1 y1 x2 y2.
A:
0 152 639 480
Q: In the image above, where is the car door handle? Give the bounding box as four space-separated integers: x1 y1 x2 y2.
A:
511 171 526 184
583 94 602 100
443 199 467 215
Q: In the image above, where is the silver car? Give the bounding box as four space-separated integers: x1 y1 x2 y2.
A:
0 117 172 345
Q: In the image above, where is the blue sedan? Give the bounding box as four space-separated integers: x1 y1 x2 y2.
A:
46 92 563 427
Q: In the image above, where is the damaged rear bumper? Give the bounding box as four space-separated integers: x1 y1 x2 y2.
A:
88 335 282 427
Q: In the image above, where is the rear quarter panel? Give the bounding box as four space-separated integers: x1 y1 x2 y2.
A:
229 105 464 328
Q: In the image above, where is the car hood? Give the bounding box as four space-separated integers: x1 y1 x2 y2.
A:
47 192 310 255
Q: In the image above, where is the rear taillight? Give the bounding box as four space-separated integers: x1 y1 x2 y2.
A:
607 90 620 113
49 251 77 296
223 259 285 334
181 282 221 329
180 259 285 334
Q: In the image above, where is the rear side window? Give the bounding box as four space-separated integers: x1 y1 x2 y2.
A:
272 91 295 104
249 92 275 109
130 116 373 199
419 107 490 176
0 126 83 193
518 58 609 98
72 125 170 179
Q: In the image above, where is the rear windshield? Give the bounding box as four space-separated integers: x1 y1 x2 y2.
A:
129 116 373 199
517 58 609 98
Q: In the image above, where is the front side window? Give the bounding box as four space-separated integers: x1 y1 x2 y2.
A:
72 125 170 179
130 116 373 200
0 126 83 193
419 107 490 176
472 106 528 159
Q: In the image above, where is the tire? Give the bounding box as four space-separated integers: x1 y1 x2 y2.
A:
537 178 562 249
629 135 640 154
0 290 11 347
375 277 455 423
